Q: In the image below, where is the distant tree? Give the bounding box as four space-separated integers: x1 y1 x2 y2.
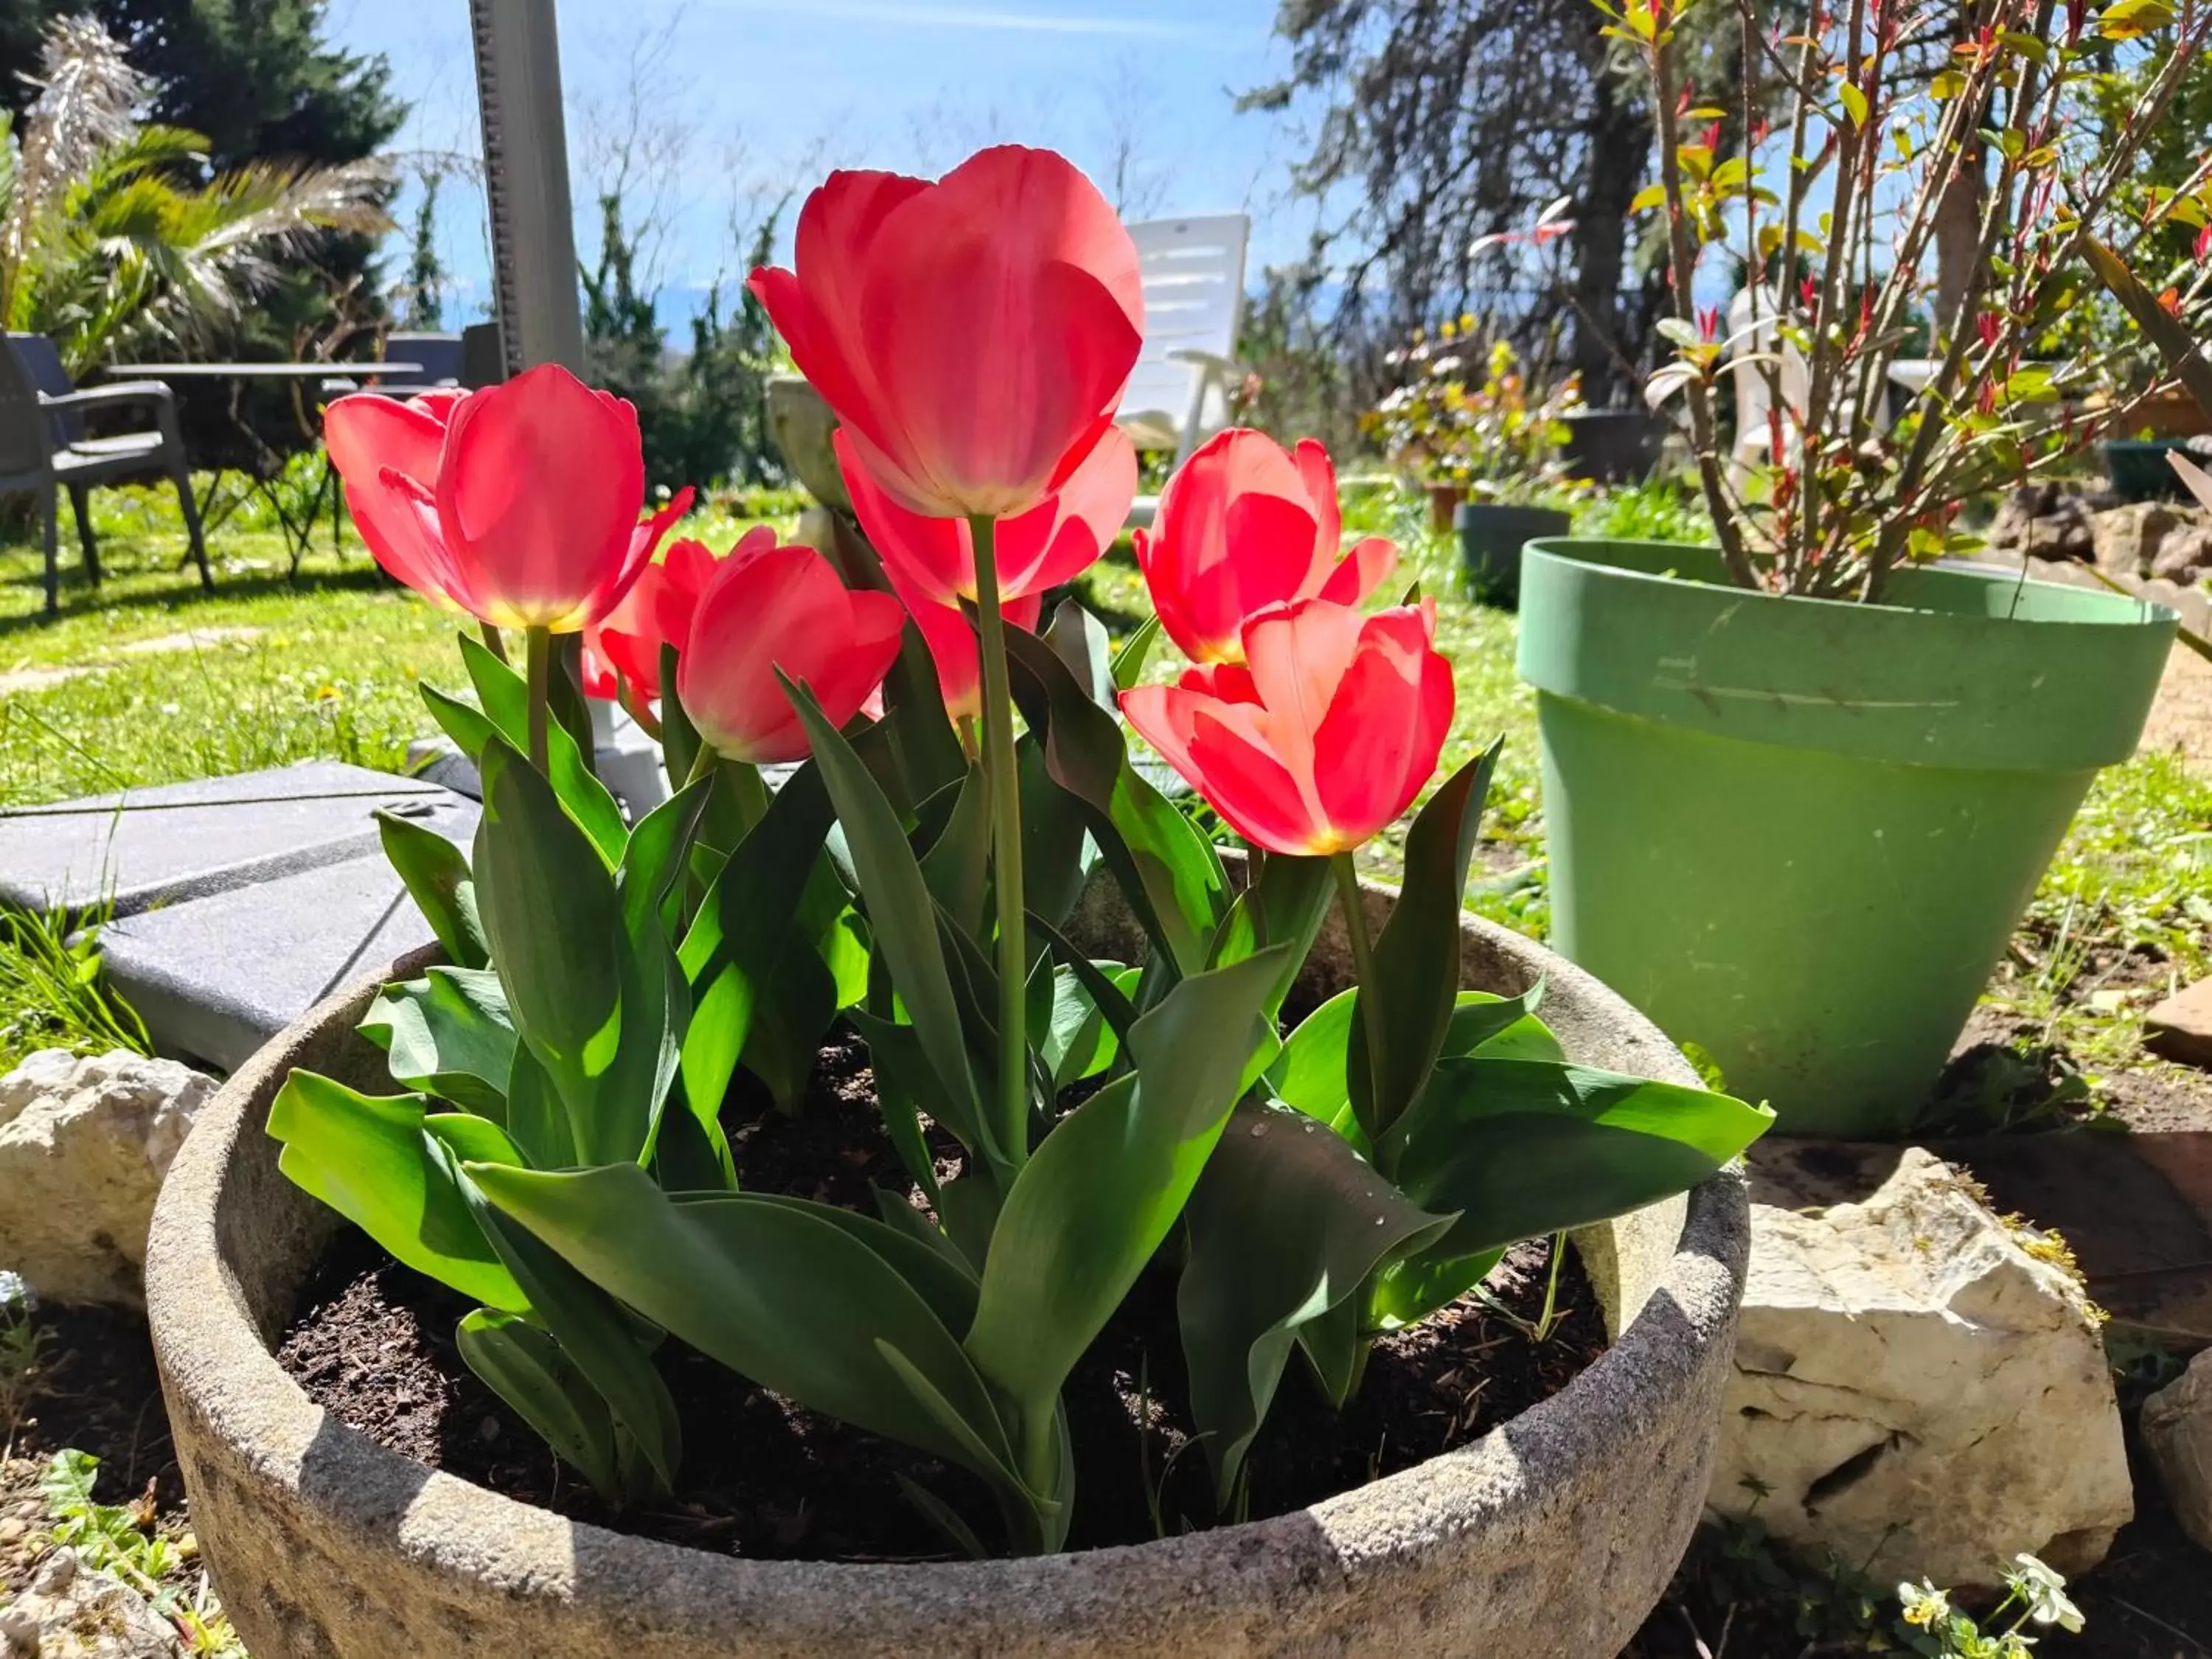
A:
1245 0 1748 407
1 0 402 370
393 166 446 331
1 15 389 375
582 190 789 493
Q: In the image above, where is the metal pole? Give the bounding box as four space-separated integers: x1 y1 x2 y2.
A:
468 0 585 375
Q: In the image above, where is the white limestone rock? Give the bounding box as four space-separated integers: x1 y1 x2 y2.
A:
1710 1147 2132 1586
0 1548 181 1657
0 1050 215 1306
2142 1349 2212 1554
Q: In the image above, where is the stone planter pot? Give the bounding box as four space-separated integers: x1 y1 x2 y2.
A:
147 874 1750 1659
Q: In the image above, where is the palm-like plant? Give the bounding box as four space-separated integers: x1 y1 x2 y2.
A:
0 15 392 377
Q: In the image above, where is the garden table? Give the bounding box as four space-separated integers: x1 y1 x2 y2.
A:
99 361 421 575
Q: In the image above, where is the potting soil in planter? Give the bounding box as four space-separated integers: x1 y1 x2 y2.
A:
274 1029 1607 1562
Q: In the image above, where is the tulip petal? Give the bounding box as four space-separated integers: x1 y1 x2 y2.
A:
1310 635 1430 844
434 364 647 630
361 467 473 614
1241 599 1368 749
1121 683 1325 857
1291 439 1342 575
1316 535 1400 607
857 150 1144 518
838 427 971 606
997 425 1137 599
325 394 451 495
679 540 906 764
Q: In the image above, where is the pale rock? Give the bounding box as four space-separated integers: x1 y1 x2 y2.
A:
2142 1350 2212 1553
0 1051 214 1306
0 1548 181 1657
2091 500 2208 578
1711 1147 2132 1586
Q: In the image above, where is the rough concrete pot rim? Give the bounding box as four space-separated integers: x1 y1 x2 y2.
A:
147 890 1750 1638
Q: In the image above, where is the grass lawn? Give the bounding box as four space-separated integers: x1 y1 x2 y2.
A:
2 473 2206 1125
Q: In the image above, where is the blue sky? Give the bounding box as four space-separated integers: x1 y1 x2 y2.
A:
321 0 1318 326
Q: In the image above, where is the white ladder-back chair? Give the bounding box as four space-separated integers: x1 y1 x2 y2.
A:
1117 214 1251 466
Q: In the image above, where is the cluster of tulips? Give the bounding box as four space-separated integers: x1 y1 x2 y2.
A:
285 143 1765 1555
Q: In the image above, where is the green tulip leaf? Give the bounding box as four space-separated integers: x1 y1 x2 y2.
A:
446 1150 684 1496
1382 1057 1773 1262
1019 732 1093 931
1206 852 1333 1017
1345 740 1500 1141
1045 597 1116 708
503 1043 576 1170
659 642 703 801
678 762 835 1122
1001 622 1228 978
919 765 992 941
1179 1097 1454 1500
1036 961 1140 1091
1276 984 1545 1141
1110 613 1163 692
964 947 1288 1437
784 677 987 1158
361 966 516 1117
374 809 487 970
475 737 672 1166
1366 1245 1507 1332
449 633 624 863
455 1310 625 1500
267 1072 526 1313
465 1161 1023 1503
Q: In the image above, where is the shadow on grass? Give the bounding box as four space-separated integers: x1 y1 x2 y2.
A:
0 535 394 643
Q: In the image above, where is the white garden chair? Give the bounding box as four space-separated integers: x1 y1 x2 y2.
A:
1116 213 1251 467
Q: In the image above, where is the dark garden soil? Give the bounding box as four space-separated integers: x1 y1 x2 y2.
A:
271 1026 1610 1564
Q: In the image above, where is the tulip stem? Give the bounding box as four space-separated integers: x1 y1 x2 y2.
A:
524 626 552 773
970 511 1029 1169
1332 852 1388 1136
478 622 509 666
723 758 771 833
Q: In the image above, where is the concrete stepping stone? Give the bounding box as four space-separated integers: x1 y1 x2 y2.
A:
0 760 451 917
99 806 476 1072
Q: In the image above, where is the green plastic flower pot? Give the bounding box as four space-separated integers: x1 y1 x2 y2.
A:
1455 502 1571 605
1517 538 2176 1136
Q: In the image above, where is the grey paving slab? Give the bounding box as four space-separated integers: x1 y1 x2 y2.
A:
99 796 478 1072
0 761 451 917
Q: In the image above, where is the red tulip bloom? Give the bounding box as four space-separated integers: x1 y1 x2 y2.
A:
839 425 1133 720
1119 597 1453 858
676 529 907 765
325 365 691 633
585 538 722 702
750 147 1144 521
1135 429 1398 667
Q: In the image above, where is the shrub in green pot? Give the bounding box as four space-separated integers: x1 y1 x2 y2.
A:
1514 0 2208 1135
